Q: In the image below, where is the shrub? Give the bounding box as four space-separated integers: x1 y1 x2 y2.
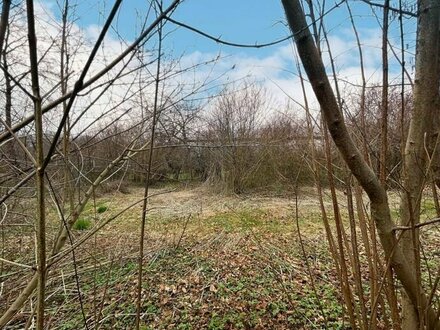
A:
97 205 108 213
73 218 91 230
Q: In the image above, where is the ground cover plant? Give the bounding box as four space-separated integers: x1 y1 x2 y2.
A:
1 0 440 329
2 185 439 328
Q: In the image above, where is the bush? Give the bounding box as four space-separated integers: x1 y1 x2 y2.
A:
95 181 131 196
73 218 91 230
97 205 108 213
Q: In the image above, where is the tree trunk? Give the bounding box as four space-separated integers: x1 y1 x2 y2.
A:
399 1 440 328
26 0 46 327
281 0 439 327
380 0 389 186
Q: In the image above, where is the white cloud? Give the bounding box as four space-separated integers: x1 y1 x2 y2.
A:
172 23 410 120
1 1 413 139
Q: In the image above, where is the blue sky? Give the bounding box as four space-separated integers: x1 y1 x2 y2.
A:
65 0 415 55
0 0 416 134
42 0 417 109
66 0 289 57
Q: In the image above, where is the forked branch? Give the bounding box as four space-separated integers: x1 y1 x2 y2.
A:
281 0 438 327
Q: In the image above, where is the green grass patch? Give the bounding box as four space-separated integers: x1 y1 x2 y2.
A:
97 205 108 213
421 198 438 218
73 218 91 230
204 209 286 234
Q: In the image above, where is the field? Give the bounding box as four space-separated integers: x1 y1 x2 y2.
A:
1 183 439 329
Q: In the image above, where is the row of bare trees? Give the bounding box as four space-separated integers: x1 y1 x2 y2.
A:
283 0 440 329
1 0 439 328
15 81 409 195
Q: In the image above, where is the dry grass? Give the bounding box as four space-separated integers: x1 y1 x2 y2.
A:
1 184 439 329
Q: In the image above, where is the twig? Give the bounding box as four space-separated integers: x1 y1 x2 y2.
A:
0 257 33 270
393 217 440 231
175 214 191 250
359 0 417 17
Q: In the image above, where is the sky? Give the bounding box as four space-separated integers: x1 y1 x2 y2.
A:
67 0 289 57
68 0 403 53
30 0 418 127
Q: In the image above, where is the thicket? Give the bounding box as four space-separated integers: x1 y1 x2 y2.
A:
1 83 413 197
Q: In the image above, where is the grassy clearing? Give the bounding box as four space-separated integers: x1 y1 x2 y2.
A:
1 185 439 329
50 239 345 329
41 187 348 329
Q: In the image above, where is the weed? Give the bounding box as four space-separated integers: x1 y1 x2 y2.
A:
145 302 160 315
268 301 287 317
73 218 91 230
177 322 192 330
208 313 225 330
97 205 108 213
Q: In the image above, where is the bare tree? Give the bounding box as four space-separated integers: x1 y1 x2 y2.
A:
0 1 184 327
205 82 266 193
398 0 440 327
25 1 46 327
281 0 439 328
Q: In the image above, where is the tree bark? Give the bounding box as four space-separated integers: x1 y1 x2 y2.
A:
281 0 439 327
0 0 10 53
26 0 46 327
399 1 440 328
380 0 389 186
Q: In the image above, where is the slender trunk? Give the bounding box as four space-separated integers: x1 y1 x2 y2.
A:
380 0 389 186
0 0 10 53
2 27 14 161
346 175 368 329
346 1 371 166
281 1 438 327
399 1 440 328
135 16 163 329
26 0 46 327
322 120 357 328
431 14 440 192
60 0 74 214
398 0 407 160
354 184 382 326
432 181 440 217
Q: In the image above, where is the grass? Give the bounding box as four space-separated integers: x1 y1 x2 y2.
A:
97 205 108 213
48 232 343 329
11 187 344 329
5 184 439 329
73 217 91 230
205 209 275 232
